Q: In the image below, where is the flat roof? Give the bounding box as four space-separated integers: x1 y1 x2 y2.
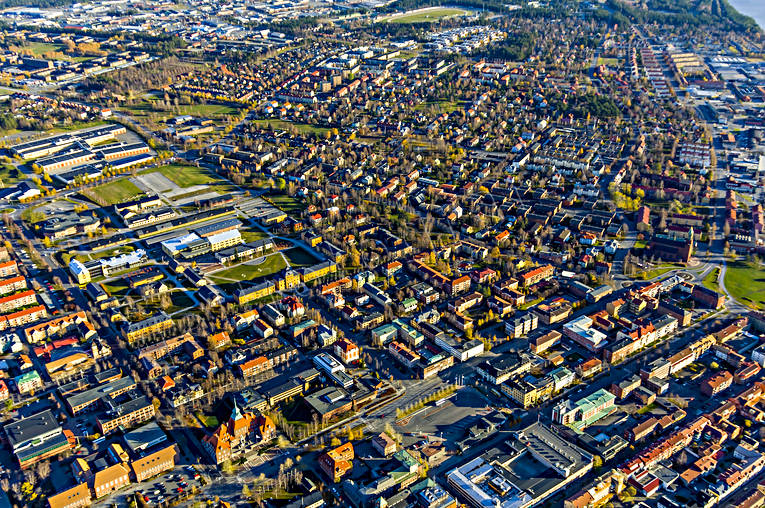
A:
66 376 136 409
4 410 60 449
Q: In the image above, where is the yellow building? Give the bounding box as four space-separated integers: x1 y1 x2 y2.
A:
236 281 276 305
123 312 174 345
276 270 301 291
300 261 337 283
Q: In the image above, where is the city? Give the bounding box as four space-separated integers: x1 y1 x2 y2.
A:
0 0 762 508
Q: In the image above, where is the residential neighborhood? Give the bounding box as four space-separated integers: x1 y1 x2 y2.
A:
0 0 762 508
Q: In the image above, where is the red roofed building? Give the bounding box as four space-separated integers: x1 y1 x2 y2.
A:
319 442 354 482
637 206 650 227
701 370 733 396
202 403 275 465
334 339 359 365
449 275 471 296
519 265 554 287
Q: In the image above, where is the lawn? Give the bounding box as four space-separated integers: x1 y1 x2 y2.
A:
120 101 239 119
267 193 306 214
150 164 221 188
597 57 621 67
196 412 220 429
103 279 129 297
701 267 720 292
0 163 25 187
252 119 331 136
637 264 681 280
415 100 463 113
241 229 270 243
387 7 468 23
724 260 765 309
75 246 135 263
283 247 320 267
9 42 90 62
84 178 143 205
209 254 287 283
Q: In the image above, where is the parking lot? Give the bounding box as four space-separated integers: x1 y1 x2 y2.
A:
98 465 202 507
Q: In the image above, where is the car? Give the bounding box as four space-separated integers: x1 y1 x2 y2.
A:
143 495 149 502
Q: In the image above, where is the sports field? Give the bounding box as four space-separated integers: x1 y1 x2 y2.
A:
387 7 468 23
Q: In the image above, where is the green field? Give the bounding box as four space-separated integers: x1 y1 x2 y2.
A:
209 254 287 284
387 7 468 23
701 267 720 292
0 163 26 187
10 42 90 62
724 260 765 309
85 178 143 205
597 57 621 67
252 119 330 136
120 101 239 119
415 100 463 113
103 279 129 297
283 247 320 267
636 263 682 280
268 193 306 214
241 230 270 243
151 164 221 188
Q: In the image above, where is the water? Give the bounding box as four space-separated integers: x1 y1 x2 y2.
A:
727 0 765 31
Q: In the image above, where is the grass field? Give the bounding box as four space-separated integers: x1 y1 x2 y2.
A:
415 99 464 113
151 164 221 188
209 254 287 284
701 267 720 292
0 163 25 187
103 279 129 297
120 101 239 119
597 57 621 67
283 247 320 267
74 246 135 263
724 260 765 309
268 193 306 214
85 178 143 205
9 42 90 62
387 7 468 23
241 230 270 243
637 264 682 280
252 119 330 136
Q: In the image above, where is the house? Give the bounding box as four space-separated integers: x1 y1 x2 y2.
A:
334 339 359 365
202 403 275 464
372 432 396 457
319 442 354 482
701 371 733 396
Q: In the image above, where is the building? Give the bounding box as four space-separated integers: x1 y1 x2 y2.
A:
552 389 617 431
130 444 177 482
446 422 592 508
14 369 43 395
122 312 174 345
334 339 359 364
97 396 155 434
519 264 554 287
700 371 733 396
531 330 561 354
47 482 91 508
476 352 532 385
4 410 73 468
372 432 396 457
202 403 275 465
319 442 354 482
65 376 137 414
